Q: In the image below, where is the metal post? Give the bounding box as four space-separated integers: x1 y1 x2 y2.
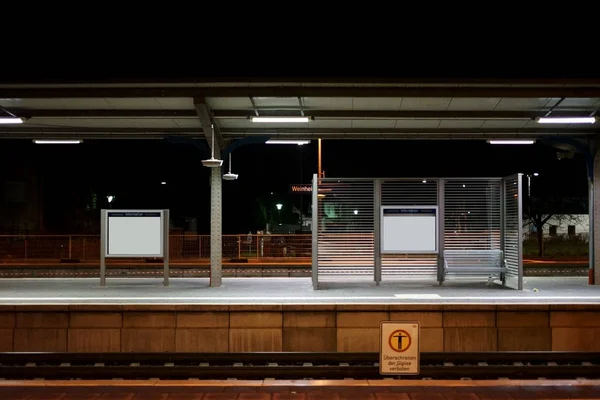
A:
68 235 72 259
373 179 382 286
210 167 223 287
238 236 241 259
437 179 445 285
100 210 106 287
500 180 506 254
163 209 170 287
517 174 524 290
318 139 322 178
311 174 319 289
590 177 596 284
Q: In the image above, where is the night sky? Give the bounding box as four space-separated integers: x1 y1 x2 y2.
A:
0 139 589 234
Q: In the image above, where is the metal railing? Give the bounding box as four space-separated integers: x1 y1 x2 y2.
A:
0 234 312 263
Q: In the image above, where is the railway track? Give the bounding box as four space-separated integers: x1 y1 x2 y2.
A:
0 352 599 380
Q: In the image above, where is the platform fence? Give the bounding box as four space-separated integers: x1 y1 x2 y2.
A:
312 175 523 289
0 234 312 263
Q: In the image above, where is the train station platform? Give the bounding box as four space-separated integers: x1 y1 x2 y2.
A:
0 276 598 354
0 276 597 305
1 379 599 399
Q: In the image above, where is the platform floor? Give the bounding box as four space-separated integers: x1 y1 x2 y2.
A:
1 380 599 400
0 276 598 304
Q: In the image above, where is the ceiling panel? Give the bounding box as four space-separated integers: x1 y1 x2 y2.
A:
0 98 112 109
24 118 183 129
400 98 452 111
437 120 486 128
153 98 195 109
555 97 600 109
446 97 502 110
302 97 353 110
171 119 202 128
308 119 352 128
494 98 553 110
253 97 302 108
351 98 402 110
103 98 177 109
217 118 255 128
205 97 253 109
394 119 441 128
481 120 529 128
350 120 396 128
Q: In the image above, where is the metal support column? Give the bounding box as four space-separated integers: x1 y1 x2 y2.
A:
437 179 445 285
590 179 596 284
163 209 170 287
517 173 524 290
100 209 106 287
311 174 319 289
374 179 382 285
210 167 222 287
500 180 506 254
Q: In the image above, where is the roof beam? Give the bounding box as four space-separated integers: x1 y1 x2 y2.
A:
2 127 597 136
9 109 600 119
194 98 223 156
3 86 600 98
2 78 600 85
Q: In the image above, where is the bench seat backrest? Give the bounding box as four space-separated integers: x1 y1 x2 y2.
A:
444 249 504 267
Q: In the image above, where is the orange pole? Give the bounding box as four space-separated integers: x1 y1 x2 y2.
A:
318 138 322 178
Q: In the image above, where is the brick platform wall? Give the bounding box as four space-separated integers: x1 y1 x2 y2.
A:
0 304 597 352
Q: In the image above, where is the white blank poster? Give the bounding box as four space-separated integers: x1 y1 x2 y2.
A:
107 213 162 257
382 212 437 253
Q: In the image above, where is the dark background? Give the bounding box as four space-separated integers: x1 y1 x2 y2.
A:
0 139 588 234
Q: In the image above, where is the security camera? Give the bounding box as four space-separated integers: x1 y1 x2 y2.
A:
202 157 223 167
223 172 238 180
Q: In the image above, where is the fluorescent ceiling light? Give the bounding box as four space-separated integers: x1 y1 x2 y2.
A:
0 117 23 124
33 140 82 144
487 140 535 145
252 117 309 123
537 116 596 124
266 140 310 145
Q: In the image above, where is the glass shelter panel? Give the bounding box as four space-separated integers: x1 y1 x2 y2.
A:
316 179 375 282
380 180 439 279
444 179 502 250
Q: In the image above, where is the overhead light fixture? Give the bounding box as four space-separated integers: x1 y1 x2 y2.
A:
201 124 223 168
252 117 310 123
33 140 82 144
0 117 23 124
266 140 310 145
0 106 23 124
537 116 596 124
223 152 239 181
487 140 535 145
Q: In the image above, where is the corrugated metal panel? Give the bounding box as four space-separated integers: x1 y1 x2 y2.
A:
317 179 374 281
444 179 502 251
381 180 438 278
504 174 523 289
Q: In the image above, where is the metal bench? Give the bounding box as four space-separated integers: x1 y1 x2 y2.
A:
442 249 507 285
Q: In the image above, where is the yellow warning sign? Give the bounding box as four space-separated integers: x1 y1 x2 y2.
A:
380 321 420 375
388 329 412 352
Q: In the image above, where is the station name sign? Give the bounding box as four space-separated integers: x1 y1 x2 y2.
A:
289 184 333 194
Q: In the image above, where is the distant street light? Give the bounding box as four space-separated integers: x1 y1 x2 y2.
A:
354 209 358 215
107 195 114 203
161 181 167 185
276 204 283 210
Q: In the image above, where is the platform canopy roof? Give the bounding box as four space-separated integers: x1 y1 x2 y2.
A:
0 78 599 142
